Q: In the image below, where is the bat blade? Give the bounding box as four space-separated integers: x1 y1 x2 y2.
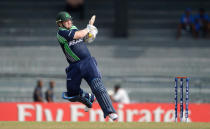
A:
89 15 96 25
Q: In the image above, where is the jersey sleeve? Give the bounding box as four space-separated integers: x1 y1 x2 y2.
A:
68 25 78 41
113 90 123 102
180 15 185 24
59 26 78 42
190 16 195 24
204 14 209 21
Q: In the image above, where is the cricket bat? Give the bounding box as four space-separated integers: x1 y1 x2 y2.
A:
89 15 96 25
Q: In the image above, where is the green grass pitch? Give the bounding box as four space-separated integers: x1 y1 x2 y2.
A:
0 122 210 129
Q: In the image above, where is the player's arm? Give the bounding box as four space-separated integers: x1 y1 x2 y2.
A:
47 91 53 102
112 91 122 102
73 15 96 39
109 95 115 102
47 97 53 102
73 28 90 39
36 90 43 102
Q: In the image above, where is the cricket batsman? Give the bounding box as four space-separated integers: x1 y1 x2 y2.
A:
56 11 118 121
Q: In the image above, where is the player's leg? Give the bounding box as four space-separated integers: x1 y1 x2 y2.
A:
63 65 95 108
191 24 198 38
208 23 210 36
90 78 118 120
176 23 183 39
65 65 82 96
82 57 117 119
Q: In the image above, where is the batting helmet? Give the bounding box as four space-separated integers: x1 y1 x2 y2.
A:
56 11 72 23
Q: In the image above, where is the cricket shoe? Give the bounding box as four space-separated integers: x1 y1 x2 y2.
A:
84 93 96 112
80 92 95 108
109 113 118 121
62 92 95 108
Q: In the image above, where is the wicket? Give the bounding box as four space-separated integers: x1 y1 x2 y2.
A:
174 76 190 122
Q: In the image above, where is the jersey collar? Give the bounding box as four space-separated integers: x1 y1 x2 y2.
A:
59 27 69 31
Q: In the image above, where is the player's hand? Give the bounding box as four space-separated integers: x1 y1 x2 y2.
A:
84 15 98 43
86 15 97 33
84 25 98 43
87 25 98 35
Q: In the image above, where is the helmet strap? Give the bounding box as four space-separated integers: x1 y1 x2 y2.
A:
62 23 66 29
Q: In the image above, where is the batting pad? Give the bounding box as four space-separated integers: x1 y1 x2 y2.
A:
90 78 116 118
